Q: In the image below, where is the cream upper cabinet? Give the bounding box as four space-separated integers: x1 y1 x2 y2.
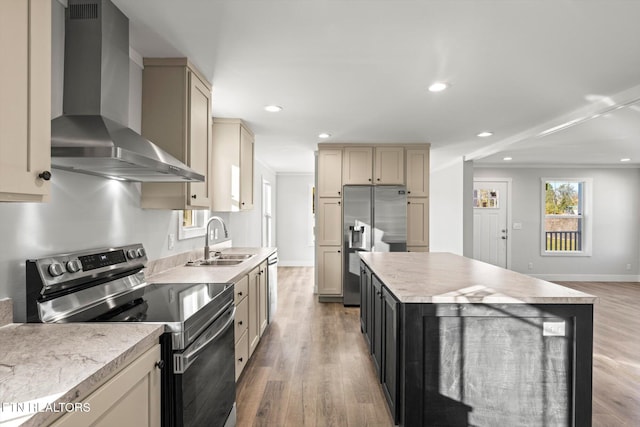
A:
140 58 212 210
406 148 429 197
407 197 429 247
316 198 343 246
343 146 373 185
51 345 161 427
317 149 343 197
317 246 343 296
0 0 51 202
374 147 404 185
211 118 255 211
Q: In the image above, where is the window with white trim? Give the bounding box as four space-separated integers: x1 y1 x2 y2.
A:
541 178 592 256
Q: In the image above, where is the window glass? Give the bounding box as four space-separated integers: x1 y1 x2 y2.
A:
542 180 587 253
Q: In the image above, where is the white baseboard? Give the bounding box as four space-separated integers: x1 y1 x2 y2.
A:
529 273 640 282
278 260 315 267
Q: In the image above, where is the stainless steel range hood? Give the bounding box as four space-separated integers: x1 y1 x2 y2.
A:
51 0 204 182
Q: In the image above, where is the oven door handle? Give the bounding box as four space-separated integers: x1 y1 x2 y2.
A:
174 305 236 374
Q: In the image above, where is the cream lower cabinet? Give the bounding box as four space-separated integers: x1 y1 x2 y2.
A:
141 58 212 210
248 266 260 356
0 0 51 202
234 275 249 380
407 197 429 247
258 261 268 336
51 345 161 427
317 246 343 296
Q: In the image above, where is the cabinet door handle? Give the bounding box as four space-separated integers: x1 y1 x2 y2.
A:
238 357 243 362
238 320 243 325
155 360 165 370
338 201 341 205
38 171 52 181
191 194 197 199
238 292 243 296
368 178 372 182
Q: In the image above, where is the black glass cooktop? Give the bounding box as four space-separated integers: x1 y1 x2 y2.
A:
98 282 233 324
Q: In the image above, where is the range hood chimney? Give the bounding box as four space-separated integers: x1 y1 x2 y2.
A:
51 0 204 182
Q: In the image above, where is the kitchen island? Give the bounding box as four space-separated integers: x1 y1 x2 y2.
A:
359 252 596 427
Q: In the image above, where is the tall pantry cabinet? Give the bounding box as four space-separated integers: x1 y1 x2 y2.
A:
315 143 430 299
0 0 51 202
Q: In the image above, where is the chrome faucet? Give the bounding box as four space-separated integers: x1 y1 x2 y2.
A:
204 216 229 260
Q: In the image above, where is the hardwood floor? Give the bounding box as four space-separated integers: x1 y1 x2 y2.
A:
556 281 640 427
236 267 393 427
237 272 640 426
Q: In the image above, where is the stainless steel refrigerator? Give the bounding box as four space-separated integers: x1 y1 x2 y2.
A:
343 185 407 306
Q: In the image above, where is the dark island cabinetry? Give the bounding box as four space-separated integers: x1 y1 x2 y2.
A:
359 253 596 427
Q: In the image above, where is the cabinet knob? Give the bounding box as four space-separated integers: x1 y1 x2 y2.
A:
238 320 243 325
338 201 341 205
337 250 341 253
242 202 245 205
191 194 197 199
238 357 243 362
155 360 165 370
377 178 380 181
407 191 411 194
368 178 372 182
38 171 52 181
238 291 243 296
407 201 411 204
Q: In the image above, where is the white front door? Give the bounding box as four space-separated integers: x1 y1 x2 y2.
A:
473 180 509 268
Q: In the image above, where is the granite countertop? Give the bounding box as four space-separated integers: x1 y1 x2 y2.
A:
0 322 164 427
359 252 597 304
147 247 277 285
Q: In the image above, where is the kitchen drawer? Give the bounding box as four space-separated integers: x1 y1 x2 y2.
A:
235 329 249 381
234 296 249 343
234 275 249 305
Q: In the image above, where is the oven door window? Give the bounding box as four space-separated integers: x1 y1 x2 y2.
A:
175 310 236 426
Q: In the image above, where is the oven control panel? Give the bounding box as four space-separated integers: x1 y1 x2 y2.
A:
28 243 148 285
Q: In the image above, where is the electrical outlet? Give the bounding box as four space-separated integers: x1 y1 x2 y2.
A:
543 321 565 337
168 233 175 250
528 262 533 270
626 263 632 271
513 222 523 230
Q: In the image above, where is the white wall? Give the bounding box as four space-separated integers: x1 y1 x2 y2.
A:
474 166 640 280
0 2 268 320
276 173 315 266
429 153 465 254
227 160 276 248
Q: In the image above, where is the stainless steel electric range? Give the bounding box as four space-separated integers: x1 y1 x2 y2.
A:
25 243 236 427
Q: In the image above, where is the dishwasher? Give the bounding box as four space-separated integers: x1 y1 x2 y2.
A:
267 252 278 323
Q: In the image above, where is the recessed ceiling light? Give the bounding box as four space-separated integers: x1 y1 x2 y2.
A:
318 133 331 139
428 82 449 92
621 158 631 162
503 157 513 161
477 131 493 138
264 105 283 112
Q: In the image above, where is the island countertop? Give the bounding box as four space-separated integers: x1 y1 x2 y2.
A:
359 252 596 304
0 322 164 427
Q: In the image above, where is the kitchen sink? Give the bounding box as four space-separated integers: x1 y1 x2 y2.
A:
217 254 254 260
185 253 255 267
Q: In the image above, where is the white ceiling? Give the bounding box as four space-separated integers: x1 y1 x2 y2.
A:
111 0 640 172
